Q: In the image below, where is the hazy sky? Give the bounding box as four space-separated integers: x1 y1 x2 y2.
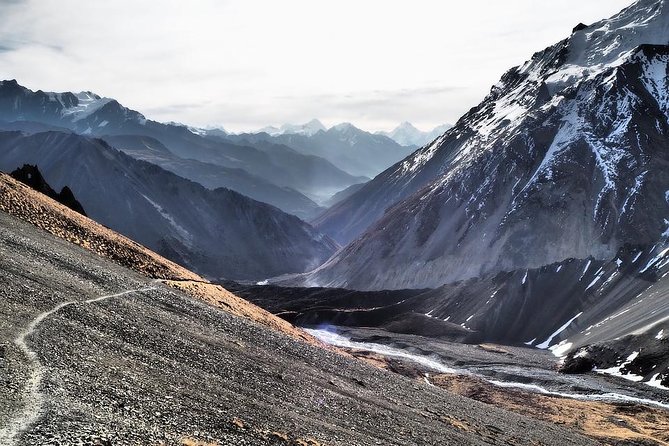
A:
0 0 633 132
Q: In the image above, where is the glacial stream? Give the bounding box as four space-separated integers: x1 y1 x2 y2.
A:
305 328 669 410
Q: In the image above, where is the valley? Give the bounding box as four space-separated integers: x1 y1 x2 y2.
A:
2 0 669 444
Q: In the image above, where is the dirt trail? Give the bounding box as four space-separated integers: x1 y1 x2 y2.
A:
0 285 156 445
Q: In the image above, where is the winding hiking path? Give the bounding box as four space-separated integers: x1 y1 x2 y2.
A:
0 284 157 445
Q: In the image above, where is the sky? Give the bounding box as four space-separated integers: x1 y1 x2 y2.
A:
0 0 633 133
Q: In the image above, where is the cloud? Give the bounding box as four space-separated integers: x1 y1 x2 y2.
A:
0 0 633 132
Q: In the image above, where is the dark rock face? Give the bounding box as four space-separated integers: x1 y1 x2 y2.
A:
10 164 86 216
309 1 669 290
572 23 589 33
559 353 595 374
0 131 338 281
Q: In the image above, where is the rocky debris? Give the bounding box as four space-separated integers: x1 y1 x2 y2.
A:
0 171 328 363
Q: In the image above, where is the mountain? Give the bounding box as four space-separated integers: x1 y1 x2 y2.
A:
0 81 362 205
101 134 324 220
202 134 369 202
308 0 669 289
0 130 338 280
234 122 414 179
378 122 452 147
257 118 327 136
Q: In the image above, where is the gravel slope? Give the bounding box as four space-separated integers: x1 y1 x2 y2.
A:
0 211 595 445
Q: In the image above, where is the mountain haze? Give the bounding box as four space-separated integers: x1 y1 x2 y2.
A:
0 130 338 280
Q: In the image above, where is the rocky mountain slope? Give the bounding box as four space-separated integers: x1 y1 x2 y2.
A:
0 131 338 280
0 178 595 445
310 0 669 289
0 169 320 345
102 134 324 219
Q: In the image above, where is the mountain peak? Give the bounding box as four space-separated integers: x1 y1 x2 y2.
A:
331 122 356 131
377 121 452 147
305 118 326 129
396 121 419 131
521 0 669 91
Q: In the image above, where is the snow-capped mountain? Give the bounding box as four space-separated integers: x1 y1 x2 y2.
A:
258 119 327 136
0 130 338 280
377 122 452 147
0 80 146 133
309 0 669 290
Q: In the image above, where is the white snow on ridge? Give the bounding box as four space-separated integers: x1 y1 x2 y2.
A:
580 260 592 280
647 373 669 390
641 55 669 123
536 312 583 351
399 135 446 175
597 351 644 382
585 272 604 291
140 194 193 246
542 0 669 91
639 245 669 273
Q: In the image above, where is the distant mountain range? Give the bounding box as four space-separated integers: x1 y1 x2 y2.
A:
253 119 452 149
257 118 327 137
0 80 366 217
229 123 415 179
377 122 452 147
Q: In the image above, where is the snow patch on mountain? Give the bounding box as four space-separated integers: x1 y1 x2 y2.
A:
58 91 113 122
536 312 583 350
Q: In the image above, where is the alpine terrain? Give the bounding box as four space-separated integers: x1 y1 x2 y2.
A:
311 0 669 290
3 0 669 445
